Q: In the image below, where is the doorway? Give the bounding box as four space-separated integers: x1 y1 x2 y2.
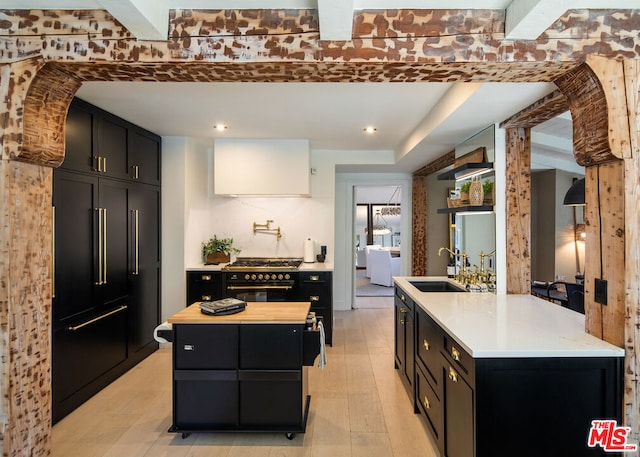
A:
353 185 403 309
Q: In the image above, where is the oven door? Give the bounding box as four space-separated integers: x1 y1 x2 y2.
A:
224 276 298 302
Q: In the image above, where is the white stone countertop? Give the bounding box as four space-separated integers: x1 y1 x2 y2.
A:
394 276 624 358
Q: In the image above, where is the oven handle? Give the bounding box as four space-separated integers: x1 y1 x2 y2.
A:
227 285 293 291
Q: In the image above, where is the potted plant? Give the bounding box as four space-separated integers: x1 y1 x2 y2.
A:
459 181 472 203
202 236 241 265
483 180 495 205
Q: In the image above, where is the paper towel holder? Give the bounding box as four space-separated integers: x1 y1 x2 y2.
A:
253 220 282 240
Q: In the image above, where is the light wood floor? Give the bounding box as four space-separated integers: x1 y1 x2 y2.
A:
52 305 439 457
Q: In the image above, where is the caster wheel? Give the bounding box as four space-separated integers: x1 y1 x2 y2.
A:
181 432 191 439
286 432 295 440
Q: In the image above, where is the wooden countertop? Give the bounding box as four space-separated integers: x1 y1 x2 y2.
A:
168 301 311 324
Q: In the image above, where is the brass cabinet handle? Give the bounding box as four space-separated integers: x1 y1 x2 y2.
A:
423 339 430 350
448 366 459 383
132 164 139 179
423 396 430 410
398 307 408 325
95 208 103 285
202 295 212 301
310 295 320 301
227 285 292 291
103 156 107 173
401 294 406 302
133 209 139 275
201 274 211 281
310 275 319 281
102 208 108 284
67 305 127 331
451 346 461 362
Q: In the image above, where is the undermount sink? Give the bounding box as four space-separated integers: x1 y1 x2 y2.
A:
409 280 467 292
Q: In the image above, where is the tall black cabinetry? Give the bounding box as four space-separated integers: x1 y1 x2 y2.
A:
52 97 161 422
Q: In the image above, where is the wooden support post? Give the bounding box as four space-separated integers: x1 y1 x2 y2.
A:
505 127 531 294
583 162 625 348
412 175 427 276
622 58 640 449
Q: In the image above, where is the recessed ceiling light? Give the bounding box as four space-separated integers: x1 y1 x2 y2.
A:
213 124 228 132
364 126 377 134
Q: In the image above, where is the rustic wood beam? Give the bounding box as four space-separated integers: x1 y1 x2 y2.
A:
21 64 82 168
413 150 455 177
500 90 569 129
554 63 619 166
505 127 531 294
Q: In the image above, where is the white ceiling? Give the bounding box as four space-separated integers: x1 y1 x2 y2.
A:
9 0 605 174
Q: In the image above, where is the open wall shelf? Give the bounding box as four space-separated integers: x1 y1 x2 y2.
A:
437 162 493 181
437 205 493 214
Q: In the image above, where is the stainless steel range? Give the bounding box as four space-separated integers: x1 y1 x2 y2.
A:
222 257 303 302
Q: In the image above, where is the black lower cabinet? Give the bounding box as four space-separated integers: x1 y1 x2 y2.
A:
171 323 313 436
174 376 238 428
52 303 128 421
186 271 224 305
395 285 624 457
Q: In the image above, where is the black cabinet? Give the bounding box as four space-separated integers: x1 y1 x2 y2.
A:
299 271 333 345
415 306 445 453
394 287 414 397
128 184 161 354
186 270 224 305
171 323 311 434
96 112 129 180
62 98 161 184
129 127 161 185
52 97 161 423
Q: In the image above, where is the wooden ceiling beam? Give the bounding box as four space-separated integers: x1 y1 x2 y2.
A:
500 89 569 129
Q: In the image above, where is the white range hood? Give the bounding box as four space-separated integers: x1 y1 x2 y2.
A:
213 139 310 196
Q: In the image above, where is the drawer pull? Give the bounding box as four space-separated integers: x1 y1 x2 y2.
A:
66 305 127 331
398 307 408 325
423 396 430 410
401 294 406 302
423 339 430 351
451 346 461 362
310 275 319 281
202 295 212 301
201 274 211 281
448 366 459 383
310 295 320 301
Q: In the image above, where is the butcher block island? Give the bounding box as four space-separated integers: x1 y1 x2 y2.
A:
167 302 321 439
394 277 625 457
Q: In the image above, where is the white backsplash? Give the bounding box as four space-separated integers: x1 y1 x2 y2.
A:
186 196 333 265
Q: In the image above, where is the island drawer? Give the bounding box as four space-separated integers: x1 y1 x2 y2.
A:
174 324 238 370
416 364 443 450
240 324 302 370
443 334 474 383
395 287 414 312
415 308 444 393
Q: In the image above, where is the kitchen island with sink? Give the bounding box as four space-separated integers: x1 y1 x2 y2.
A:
167 301 321 439
394 277 625 457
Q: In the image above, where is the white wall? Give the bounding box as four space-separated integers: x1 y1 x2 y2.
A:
161 136 188 321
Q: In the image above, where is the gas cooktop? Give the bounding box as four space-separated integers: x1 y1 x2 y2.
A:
223 257 303 271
